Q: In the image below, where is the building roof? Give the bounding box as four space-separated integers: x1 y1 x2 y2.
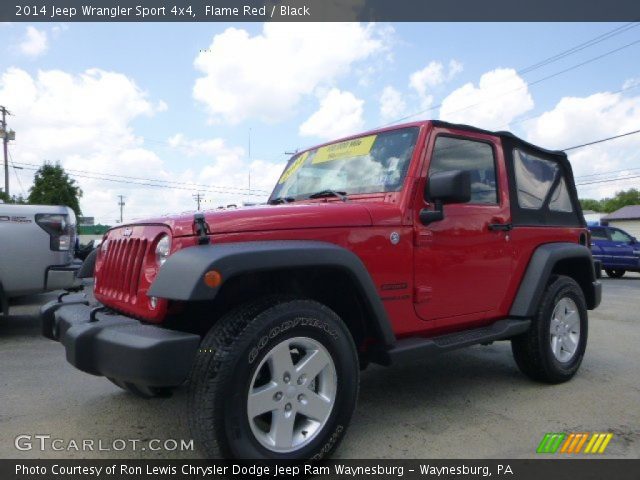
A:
602 205 640 221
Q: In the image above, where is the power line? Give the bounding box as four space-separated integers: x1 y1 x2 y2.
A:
528 37 640 89
576 174 640 187
562 128 640 152
422 37 640 124
9 159 270 195
377 30 640 129
576 165 640 180
517 22 639 75
13 164 267 197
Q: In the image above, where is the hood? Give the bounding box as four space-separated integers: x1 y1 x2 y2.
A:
139 202 377 237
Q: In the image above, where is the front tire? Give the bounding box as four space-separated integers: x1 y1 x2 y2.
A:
188 298 359 459
511 275 588 384
605 269 625 278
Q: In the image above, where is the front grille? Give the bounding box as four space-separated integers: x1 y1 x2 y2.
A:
96 238 148 303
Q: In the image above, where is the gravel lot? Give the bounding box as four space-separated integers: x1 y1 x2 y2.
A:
1 276 639 459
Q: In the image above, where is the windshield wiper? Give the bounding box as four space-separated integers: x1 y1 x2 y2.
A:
268 196 295 205
308 190 348 202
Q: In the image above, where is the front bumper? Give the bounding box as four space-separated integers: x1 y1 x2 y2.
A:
41 294 200 387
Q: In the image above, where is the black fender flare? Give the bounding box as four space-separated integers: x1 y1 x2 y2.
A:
510 242 601 318
148 240 396 348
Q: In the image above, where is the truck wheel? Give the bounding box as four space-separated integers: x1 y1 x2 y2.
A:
605 269 625 278
107 378 172 398
511 275 588 384
188 298 359 459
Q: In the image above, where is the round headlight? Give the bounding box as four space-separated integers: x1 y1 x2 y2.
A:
155 234 171 266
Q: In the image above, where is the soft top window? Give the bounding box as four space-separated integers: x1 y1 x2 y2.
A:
513 149 574 214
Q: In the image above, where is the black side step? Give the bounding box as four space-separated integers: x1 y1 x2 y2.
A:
386 319 530 364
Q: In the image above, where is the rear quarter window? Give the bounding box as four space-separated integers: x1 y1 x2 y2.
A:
513 149 574 213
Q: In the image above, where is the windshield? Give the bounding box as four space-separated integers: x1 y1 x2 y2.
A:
270 127 419 201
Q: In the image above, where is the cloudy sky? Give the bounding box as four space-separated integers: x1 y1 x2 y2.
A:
0 22 639 223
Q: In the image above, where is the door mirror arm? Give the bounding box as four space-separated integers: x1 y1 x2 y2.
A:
419 170 471 225
419 200 444 225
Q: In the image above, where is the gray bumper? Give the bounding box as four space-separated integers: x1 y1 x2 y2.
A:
41 295 200 387
45 264 82 291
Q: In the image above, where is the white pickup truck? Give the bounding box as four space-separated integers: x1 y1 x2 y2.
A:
0 203 80 317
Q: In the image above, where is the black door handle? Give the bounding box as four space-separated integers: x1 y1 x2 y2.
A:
489 223 512 232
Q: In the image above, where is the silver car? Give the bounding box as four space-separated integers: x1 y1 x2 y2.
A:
0 203 79 317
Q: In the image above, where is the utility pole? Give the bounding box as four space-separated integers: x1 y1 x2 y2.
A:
192 192 204 211
117 195 125 223
1 106 14 197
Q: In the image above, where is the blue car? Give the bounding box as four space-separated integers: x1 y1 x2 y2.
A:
589 225 640 278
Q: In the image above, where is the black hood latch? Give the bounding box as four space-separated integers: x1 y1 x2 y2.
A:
194 213 210 245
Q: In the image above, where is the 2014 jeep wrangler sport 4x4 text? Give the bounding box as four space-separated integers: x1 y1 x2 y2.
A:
42 120 601 459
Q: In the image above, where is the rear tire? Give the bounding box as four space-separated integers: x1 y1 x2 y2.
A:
188 297 359 460
605 269 625 278
511 275 588 384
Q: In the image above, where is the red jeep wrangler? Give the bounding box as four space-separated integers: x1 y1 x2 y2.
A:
42 120 601 459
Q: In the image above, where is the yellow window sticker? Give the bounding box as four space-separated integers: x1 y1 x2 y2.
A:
312 135 377 164
278 151 309 184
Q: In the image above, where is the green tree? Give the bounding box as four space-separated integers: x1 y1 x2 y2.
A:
0 191 27 204
601 188 640 213
579 198 603 212
28 163 82 216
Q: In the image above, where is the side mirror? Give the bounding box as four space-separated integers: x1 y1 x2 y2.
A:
419 170 471 225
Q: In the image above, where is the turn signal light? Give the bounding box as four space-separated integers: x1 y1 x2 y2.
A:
203 270 222 288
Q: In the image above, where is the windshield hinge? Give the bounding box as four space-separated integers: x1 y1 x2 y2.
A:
193 213 210 245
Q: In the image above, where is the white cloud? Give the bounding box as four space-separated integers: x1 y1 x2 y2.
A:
439 68 533 130
448 59 464 78
379 86 406 122
409 61 445 97
299 88 365 139
408 60 463 110
0 67 170 221
168 133 239 158
51 24 69 38
193 23 388 124
524 90 640 199
0 67 163 156
622 77 640 90
18 26 48 57
0 66 284 221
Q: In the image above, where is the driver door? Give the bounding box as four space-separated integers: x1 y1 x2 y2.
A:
413 130 516 325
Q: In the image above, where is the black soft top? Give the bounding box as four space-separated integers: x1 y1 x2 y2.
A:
430 120 584 227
